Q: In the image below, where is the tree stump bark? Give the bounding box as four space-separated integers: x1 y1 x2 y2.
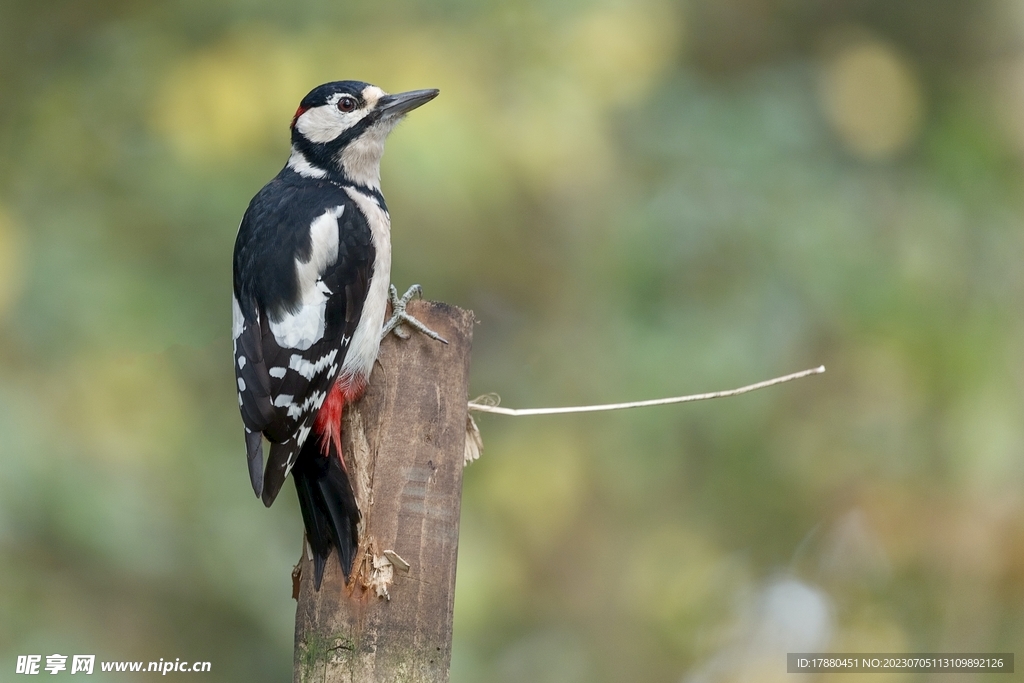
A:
293 300 473 683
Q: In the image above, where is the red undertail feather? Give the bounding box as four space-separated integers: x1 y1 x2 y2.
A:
313 375 367 471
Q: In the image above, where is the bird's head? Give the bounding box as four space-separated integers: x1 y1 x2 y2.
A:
288 81 438 190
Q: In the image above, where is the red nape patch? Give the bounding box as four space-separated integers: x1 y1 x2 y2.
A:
290 105 307 129
313 375 368 469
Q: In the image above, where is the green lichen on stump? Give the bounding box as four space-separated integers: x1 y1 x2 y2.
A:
297 631 355 681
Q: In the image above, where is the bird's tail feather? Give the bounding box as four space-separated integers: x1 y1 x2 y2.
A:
291 436 360 590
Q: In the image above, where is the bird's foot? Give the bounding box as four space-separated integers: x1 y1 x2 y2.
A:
382 284 449 344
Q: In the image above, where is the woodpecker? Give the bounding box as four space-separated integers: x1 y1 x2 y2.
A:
232 81 440 589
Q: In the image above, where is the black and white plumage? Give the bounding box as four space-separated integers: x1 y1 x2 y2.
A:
232 81 438 588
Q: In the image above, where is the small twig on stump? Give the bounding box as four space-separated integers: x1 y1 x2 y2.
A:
467 365 825 416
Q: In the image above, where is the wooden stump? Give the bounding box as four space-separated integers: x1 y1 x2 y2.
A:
293 301 474 683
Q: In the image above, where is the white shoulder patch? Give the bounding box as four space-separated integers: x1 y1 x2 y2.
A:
268 281 332 350
268 206 343 350
302 206 343 287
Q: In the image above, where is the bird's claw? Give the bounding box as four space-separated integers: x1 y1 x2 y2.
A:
382 284 449 344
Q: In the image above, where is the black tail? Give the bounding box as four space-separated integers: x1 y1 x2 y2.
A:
291 436 360 590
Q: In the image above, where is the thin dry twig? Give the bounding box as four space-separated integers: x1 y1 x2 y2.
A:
467 365 825 417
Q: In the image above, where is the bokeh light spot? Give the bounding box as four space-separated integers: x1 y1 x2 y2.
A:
994 57 1024 155
59 352 194 466
478 428 586 553
0 205 26 321
818 30 924 160
566 2 684 103
152 27 310 164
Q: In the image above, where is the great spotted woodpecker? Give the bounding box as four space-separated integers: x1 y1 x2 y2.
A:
231 81 440 589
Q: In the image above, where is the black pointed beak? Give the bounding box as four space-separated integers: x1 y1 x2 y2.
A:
378 89 439 118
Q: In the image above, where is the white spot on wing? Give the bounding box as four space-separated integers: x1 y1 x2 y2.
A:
273 394 294 408
283 438 298 478
286 390 325 420
284 424 312 478
289 348 339 380
269 367 287 379
237 377 246 392
237 356 246 369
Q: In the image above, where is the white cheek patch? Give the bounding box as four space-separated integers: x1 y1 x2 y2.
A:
295 104 366 143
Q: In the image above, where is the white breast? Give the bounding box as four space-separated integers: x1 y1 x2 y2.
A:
341 186 391 381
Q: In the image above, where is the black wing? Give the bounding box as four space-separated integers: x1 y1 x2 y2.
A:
232 173 374 505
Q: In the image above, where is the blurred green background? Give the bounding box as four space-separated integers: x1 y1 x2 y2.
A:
2 0 1023 680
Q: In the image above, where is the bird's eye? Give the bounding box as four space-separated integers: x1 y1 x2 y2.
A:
337 96 358 113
